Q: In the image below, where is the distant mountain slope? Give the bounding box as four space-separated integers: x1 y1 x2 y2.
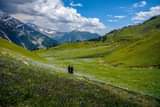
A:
53 31 100 44
104 30 160 67
101 15 160 66
26 23 101 44
0 12 57 50
103 15 160 42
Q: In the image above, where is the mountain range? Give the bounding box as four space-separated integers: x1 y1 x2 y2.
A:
0 11 100 50
27 24 100 44
0 11 57 50
53 31 100 44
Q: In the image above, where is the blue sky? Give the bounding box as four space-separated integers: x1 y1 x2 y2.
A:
64 0 160 31
0 0 160 35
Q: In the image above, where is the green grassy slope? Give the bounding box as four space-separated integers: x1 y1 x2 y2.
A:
103 15 160 42
105 30 160 66
101 16 160 66
1 44 160 107
37 44 114 59
35 16 160 98
0 38 44 61
1 56 160 107
36 43 160 98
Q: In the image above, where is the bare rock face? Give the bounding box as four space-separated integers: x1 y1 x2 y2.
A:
0 11 57 50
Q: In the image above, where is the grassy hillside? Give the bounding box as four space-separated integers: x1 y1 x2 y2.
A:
105 30 160 66
1 42 160 106
0 38 44 62
103 15 160 42
2 57 160 107
36 16 160 98
36 41 160 98
101 16 160 66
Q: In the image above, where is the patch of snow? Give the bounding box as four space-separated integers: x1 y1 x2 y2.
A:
18 31 25 37
37 38 46 48
31 40 38 45
44 30 55 34
0 30 12 42
2 16 13 22
21 42 27 49
16 24 24 29
39 28 44 32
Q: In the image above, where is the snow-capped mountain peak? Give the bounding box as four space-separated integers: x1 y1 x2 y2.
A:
0 12 57 50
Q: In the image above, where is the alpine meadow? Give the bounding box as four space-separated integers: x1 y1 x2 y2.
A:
0 0 160 107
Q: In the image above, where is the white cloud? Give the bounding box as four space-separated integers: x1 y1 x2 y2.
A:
133 1 147 8
70 1 83 7
114 16 126 19
107 15 126 22
10 0 106 34
133 5 160 21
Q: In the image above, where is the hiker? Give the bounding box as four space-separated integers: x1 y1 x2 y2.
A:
68 65 74 74
70 66 74 74
68 65 71 73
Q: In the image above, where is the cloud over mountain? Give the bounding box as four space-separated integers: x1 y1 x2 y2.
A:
133 1 147 8
133 5 160 21
0 0 106 34
70 1 83 7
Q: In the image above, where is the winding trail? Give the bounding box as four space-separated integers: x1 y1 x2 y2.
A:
31 61 106 84
30 60 160 101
